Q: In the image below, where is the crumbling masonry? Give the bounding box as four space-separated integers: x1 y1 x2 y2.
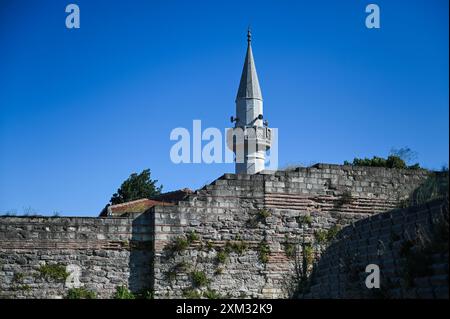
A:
1 164 447 299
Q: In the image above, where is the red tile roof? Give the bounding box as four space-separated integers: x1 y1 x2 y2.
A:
99 198 173 217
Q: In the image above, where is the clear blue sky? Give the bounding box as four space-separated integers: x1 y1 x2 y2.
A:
0 0 448 216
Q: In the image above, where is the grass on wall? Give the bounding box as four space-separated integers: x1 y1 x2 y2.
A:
38 264 69 282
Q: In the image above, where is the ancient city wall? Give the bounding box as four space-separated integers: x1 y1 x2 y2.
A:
0 164 436 299
303 198 448 299
0 214 153 298
152 164 431 298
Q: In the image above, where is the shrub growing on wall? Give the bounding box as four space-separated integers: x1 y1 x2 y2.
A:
344 153 420 169
66 287 96 299
190 271 209 287
38 264 69 282
113 285 135 299
258 241 270 264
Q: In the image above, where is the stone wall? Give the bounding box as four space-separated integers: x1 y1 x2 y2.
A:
0 214 153 299
303 198 448 299
0 164 434 299
152 165 430 298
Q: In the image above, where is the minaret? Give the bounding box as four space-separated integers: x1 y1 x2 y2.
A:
227 29 272 174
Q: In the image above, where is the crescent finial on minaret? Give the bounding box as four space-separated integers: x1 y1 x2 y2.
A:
247 27 252 43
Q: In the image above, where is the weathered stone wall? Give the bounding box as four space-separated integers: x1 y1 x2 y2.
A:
0 214 153 299
0 164 434 299
303 198 448 299
152 165 430 298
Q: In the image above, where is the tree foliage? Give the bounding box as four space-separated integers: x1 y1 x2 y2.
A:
390 147 418 164
344 156 420 169
344 147 421 169
109 169 162 205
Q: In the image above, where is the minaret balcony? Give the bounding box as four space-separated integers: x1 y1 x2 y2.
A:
226 126 272 151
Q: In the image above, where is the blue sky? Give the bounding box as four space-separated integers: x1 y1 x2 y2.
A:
0 0 448 216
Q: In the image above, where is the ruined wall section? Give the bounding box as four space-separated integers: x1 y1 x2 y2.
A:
152 165 430 298
0 164 431 299
0 214 153 299
303 199 448 299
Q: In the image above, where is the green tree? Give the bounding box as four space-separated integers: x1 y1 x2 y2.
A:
344 147 421 169
385 155 407 169
390 147 418 164
110 169 162 205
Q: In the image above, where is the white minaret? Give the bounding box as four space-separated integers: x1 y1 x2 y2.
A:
227 29 272 174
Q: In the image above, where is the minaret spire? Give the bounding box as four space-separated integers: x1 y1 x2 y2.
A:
227 30 272 175
236 28 262 102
